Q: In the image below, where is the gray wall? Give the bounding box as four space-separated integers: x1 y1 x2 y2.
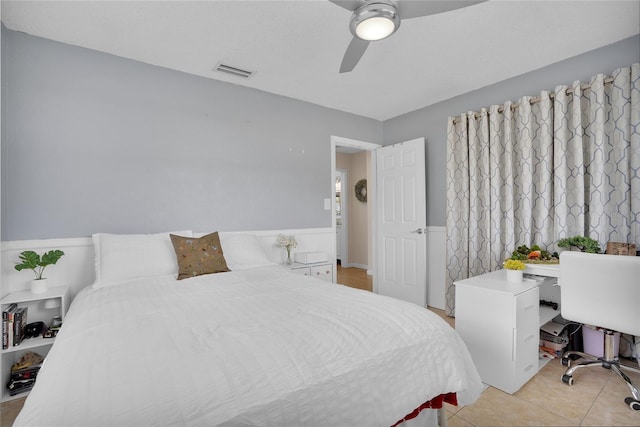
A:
1 27 382 240
383 35 640 226
3 26 639 240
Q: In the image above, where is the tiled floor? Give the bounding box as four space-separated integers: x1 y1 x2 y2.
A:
338 267 640 427
0 397 24 427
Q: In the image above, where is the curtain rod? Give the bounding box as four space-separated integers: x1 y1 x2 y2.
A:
452 76 615 124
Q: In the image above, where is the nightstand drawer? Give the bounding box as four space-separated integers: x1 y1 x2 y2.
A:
310 265 333 282
290 267 311 277
516 288 539 331
288 263 334 283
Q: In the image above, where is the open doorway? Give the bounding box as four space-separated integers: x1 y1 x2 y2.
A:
335 168 347 266
330 136 381 292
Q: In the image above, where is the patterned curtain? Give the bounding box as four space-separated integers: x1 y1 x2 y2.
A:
445 63 640 316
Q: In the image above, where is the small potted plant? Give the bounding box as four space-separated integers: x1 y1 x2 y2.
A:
557 236 602 253
15 250 65 294
275 234 297 265
503 259 526 283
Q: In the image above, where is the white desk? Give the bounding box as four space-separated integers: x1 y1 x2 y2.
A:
454 266 560 394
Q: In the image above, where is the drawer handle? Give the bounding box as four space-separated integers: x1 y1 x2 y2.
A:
523 364 534 372
525 334 535 342
524 305 535 311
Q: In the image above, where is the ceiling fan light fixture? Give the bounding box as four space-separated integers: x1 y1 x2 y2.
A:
356 16 395 40
350 2 400 41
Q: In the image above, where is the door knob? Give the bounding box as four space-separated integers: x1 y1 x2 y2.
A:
411 228 425 235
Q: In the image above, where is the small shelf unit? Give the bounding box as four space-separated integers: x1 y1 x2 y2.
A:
1 286 69 402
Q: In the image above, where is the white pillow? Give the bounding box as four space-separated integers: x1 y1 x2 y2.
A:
218 233 273 270
93 230 192 287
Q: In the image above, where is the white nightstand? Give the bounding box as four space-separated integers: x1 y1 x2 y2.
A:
1 286 70 402
288 262 334 283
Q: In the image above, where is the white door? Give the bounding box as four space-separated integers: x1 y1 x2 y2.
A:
376 138 427 306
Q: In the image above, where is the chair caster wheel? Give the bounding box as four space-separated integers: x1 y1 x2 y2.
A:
561 374 573 385
561 357 571 367
625 397 640 411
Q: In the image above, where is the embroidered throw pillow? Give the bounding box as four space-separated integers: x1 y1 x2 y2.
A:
170 232 230 280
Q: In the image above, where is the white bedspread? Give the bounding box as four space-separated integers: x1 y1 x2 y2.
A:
15 266 482 427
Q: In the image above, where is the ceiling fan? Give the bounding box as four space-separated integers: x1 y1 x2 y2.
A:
329 0 485 73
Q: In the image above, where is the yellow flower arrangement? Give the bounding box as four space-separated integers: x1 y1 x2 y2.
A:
504 259 526 271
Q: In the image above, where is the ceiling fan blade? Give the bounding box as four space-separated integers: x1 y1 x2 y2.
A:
339 37 371 73
398 0 486 19
328 0 366 12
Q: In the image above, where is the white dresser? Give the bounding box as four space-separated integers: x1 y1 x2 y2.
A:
455 268 560 394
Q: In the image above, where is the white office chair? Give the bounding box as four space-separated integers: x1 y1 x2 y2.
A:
559 251 640 410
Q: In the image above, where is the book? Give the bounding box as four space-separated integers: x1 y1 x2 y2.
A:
540 320 565 337
13 306 28 347
7 364 40 396
12 307 21 347
4 304 18 349
2 304 17 350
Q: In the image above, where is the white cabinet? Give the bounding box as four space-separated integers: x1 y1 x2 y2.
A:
1 286 69 402
289 262 334 283
455 270 557 394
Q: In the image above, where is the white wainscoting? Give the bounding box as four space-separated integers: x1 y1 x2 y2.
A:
1 227 447 310
426 226 446 310
1 228 336 301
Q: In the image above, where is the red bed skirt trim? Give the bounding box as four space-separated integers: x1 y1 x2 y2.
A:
390 392 458 427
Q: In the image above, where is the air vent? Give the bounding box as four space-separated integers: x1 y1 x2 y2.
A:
214 63 254 78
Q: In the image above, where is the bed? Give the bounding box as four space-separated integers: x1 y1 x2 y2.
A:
13 231 482 427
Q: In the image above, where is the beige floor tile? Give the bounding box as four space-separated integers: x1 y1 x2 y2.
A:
446 401 463 417
0 397 26 427
455 386 575 426
579 364 640 426
601 364 640 400
447 413 475 427
582 390 640 426
514 359 607 424
445 390 480 419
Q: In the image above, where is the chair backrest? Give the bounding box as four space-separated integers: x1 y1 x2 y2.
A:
560 251 640 336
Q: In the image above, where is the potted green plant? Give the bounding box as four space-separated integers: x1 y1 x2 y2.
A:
15 250 65 294
503 259 526 283
557 236 602 253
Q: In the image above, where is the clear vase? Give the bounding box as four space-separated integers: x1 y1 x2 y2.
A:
286 247 292 265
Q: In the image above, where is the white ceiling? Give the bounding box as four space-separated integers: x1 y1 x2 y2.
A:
2 0 639 121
